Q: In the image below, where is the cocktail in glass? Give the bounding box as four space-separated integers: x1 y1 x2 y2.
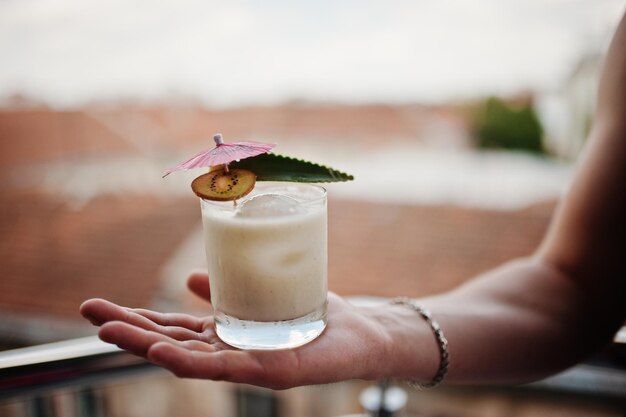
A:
200 182 327 350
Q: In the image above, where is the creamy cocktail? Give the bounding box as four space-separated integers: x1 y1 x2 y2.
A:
164 133 351 349
200 183 327 350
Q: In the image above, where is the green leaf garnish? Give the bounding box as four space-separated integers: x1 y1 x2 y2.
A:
229 153 354 183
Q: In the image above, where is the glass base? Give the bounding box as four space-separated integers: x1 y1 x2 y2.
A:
214 304 327 350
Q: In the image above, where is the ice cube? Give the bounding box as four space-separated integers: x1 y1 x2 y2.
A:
236 194 302 218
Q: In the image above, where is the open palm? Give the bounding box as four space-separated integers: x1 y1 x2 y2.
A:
80 272 390 389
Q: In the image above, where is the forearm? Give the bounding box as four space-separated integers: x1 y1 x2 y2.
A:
377 14 626 385
377 257 622 385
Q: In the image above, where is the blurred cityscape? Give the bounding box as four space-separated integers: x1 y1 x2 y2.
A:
1 1 624 416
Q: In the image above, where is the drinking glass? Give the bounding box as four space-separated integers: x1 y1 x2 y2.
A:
200 182 327 350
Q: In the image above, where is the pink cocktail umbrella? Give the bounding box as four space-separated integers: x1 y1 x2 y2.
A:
163 134 276 177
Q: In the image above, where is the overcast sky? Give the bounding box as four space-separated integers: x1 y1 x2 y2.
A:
0 0 624 108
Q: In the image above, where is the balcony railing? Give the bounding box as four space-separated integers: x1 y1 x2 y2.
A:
0 336 158 399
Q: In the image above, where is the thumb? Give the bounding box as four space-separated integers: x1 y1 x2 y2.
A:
187 271 211 302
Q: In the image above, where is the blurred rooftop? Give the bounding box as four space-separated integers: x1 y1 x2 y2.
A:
2 106 571 209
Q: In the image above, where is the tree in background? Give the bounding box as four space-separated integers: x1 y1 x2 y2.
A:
473 97 544 154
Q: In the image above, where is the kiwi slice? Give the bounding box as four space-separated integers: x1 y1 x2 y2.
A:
191 168 256 201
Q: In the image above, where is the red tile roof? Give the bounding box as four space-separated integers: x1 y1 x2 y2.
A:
85 104 469 151
328 199 554 298
0 189 199 319
0 110 138 169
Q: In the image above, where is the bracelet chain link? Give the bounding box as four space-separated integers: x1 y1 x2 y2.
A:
391 297 450 389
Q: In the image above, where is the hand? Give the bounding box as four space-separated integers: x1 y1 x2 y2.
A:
80 272 391 389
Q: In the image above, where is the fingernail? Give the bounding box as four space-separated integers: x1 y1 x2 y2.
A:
82 312 99 326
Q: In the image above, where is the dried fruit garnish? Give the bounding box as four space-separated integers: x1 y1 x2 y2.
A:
191 168 256 201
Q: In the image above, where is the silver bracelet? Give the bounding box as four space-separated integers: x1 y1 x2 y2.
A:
390 297 450 389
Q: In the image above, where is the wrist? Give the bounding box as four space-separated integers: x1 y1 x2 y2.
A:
366 301 442 382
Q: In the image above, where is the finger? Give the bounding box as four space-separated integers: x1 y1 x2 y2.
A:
187 271 211 302
147 342 264 383
82 299 204 342
99 321 181 357
99 321 219 356
148 343 306 389
100 321 219 357
179 340 219 353
130 308 206 333
80 298 115 325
